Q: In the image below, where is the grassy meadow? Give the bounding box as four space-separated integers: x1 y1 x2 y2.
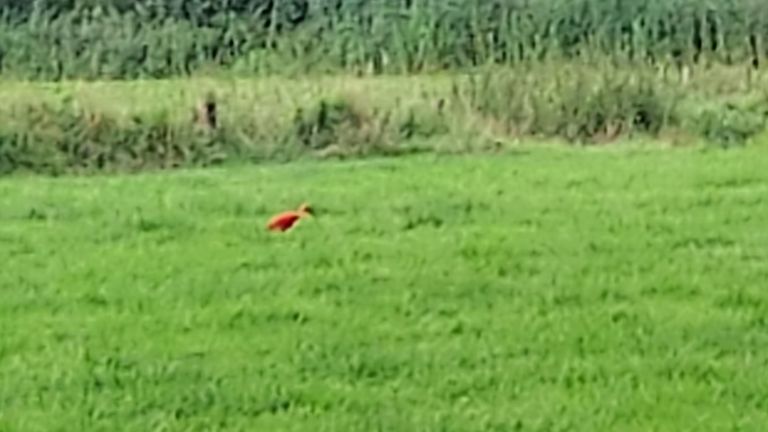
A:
2 147 768 431
3 1 768 429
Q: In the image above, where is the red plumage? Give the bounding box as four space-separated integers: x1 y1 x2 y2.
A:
267 203 313 232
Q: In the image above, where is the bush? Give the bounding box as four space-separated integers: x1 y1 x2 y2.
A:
456 64 678 143
0 103 232 174
0 68 762 175
292 96 383 151
0 90 451 174
693 101 768 148
290 93 450 159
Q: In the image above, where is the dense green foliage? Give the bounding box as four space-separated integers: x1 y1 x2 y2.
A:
2 150 767 431
2 68 768 174
1 0 768 79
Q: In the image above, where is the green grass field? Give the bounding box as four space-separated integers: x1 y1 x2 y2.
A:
2 146 768 431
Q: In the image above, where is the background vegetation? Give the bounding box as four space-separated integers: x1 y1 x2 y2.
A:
1 0 768 174
2 64 768 175
1 0 768 79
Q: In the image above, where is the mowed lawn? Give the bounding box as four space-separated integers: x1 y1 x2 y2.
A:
1 147 767 432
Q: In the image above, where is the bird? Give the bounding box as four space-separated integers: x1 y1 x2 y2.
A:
266 203 314 232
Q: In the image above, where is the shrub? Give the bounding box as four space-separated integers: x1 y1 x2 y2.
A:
693 100 768 148
0 90 451 174
0 103 232 174
290 93 448 158
456 64 678 143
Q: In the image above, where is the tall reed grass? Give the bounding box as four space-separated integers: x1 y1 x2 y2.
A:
1 1 767 79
